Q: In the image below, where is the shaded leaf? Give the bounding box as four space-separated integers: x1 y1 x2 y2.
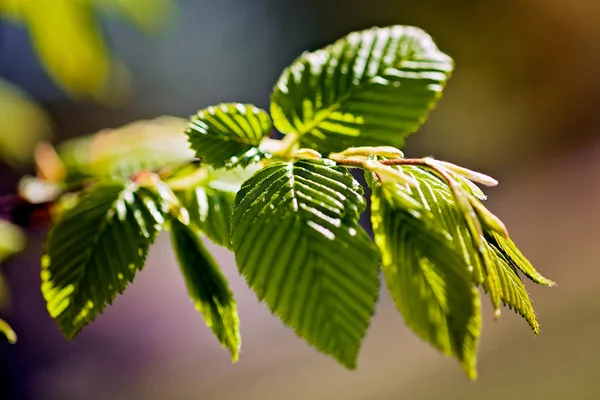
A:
170 218 240 361
231 160 380 368
271 25 453 153
370 179 481 379
41 182 165 339
187 103 272 168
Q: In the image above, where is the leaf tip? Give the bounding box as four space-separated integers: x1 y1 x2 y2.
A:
229 347 240 363
494 308 502 320
1 327 17 345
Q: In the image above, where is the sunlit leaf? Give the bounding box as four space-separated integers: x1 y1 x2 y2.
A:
485 240 539 333
41 182 165 339
369 177 481 379
170 218 240 361
186 103 272 169
488 231 555 287
231 160 380 368
271 25 453 153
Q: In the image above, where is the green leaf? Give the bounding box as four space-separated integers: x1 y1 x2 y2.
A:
171 166 257 249
41 182 165 339
0 220 26 264
485 241 539 333
187 103 272 168
231 160 380 368
400 166 503 311
271 25 453 153
176 184 235 249
370 179 481 379
6 0 115 101
488 231 555 287
170 218 241 361
0 318 16 344
0 78 52 165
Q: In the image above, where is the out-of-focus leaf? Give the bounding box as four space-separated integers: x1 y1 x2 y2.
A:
0 0 176 103
22 0 124 102
57 116 193 182
0 220 26 264
0 318 16 344
0 79 52 165
90 0 177 31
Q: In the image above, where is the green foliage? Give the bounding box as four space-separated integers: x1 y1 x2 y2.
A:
0 24 554 380
370 177 481 379
175 181 235 249
170 218 241 361
231 160 380 368
41 182 166 339
271 26 453 153
187 103 273 168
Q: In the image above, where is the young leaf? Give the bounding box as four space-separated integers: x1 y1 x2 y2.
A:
485 242 539 333
399 167 487 285
41 182 165 339
187 103 272 168
169 218 241 361
384 166 548 331
0 318 16 344
231 160 380 368
370 179 481 379
271 25 453 153
487 231 555 287
402 166 504 312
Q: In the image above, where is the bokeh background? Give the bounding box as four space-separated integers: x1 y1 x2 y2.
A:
1 0 599 399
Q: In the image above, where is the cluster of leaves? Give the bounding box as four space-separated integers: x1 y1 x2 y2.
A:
8 25 554 378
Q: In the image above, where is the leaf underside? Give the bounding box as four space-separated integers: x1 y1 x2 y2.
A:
170 218 240 361
231 160 380 368
271 25 453 153
370 180 481 379
187 103 272 168
41 182 165 339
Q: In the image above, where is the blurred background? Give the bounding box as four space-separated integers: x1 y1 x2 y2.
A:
1 0 599 399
